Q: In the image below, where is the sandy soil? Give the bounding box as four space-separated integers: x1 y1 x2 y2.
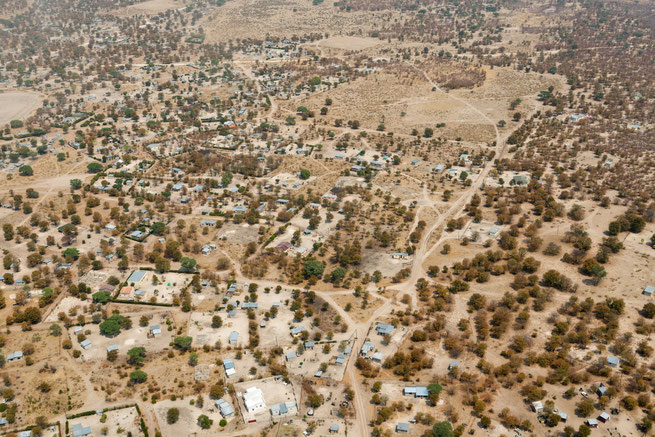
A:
0 90 43 126
317 36 382 50
111 0 185 16
203 0 384 43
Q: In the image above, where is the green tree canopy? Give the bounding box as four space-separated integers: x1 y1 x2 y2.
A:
174 336 193 351
127 347 146 366
180 257 197 271
92 291 112 304
432 421 454 437
62 248 79 260
197 414 213 429
19 165 33 176
87 162 103 173
304 259 324 278
129 370 147 383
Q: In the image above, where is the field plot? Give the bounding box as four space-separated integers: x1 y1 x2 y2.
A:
0 91 42 126
111 0 183 16
120 270 193 304
204 0 379 43
154 397 238 436
189 311 249 348
234 376 298 423
285 337 355 381
68 406 144 437
317 36 381 51
68 312 174 360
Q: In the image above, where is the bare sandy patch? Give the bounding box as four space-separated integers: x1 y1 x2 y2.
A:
318 36 381 50
0 90 43 126
112 0 185 16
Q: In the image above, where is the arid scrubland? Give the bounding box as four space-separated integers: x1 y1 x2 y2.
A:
0 0 653 436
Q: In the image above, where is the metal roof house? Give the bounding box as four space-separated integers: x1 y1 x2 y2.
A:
7 351 23 361
586 418 598 428
361 341 375 357
72 423 92 437
270 401 296 417
329 423 339 433
290 326 306 336
598 411 610 422
607 356 620 367
643 285 655 296
403 386 429 398
396 422 410 433
223 359 236 377
149 325 161 336
285 351 296 362
127 270 147 284
80 339 92 349
215 398 235 417
229 331 238 345
336 354 346 365
106 344 119 352
375 323 394 335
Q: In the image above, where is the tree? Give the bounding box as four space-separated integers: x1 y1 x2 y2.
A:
99 319 121 337
197 415 213 429
127 347 146 366
167 408 180 424
641 303 655 319
307 393 324 408
87 162 103 173
299 169 311 180
180 257 197 271
70 179 82 190
62 248 80 260
150 222 166 235
174 336 193 350
212 315 223 328
129 370 147 383
432 421 454 437
221 171 233 187
189 352 199 366
210 384 225 399
304 259 324 278
576 399 595 417
577 424 591 437
92 291 112 304
331 267 346 283
3 224 13 241
107 348 118 362
19 165 33 176
49 324 62 336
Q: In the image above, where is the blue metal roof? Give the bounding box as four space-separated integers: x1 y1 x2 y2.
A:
127 270 146 283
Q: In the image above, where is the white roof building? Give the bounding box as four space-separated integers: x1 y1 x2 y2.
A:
243 387 266 413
